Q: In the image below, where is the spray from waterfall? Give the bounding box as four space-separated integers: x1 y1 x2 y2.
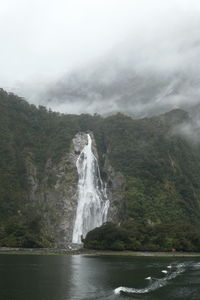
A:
72 133 110 244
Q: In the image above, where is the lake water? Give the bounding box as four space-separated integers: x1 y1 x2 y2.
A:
0 254 200 300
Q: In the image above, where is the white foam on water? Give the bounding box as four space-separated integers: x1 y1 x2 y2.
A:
167 265 172 269
192 262 200 268
114 263 185 295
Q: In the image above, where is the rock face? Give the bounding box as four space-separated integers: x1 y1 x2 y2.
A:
103 157 126 224
26 133 86 247
26 131 122 248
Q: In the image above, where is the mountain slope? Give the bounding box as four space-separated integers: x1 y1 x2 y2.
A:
1 89 200 248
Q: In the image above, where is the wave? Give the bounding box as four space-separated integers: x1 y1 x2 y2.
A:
192 262 200 268
114 263 185 295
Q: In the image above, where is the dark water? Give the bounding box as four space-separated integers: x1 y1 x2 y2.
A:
0 254 200 300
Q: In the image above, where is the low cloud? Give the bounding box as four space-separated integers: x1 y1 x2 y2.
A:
1 0 200 119
28 4 200 118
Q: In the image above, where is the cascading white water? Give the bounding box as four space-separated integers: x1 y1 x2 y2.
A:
72 134 110 244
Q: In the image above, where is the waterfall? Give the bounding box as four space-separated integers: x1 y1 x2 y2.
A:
72 134 110 244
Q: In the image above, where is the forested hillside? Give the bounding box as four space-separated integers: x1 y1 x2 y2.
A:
1 88 200 250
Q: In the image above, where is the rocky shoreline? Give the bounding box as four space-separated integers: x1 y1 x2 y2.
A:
1 247 200 257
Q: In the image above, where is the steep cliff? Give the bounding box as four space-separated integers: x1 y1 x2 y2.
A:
26 144 78 247
24 131 120 247
25 132 108 247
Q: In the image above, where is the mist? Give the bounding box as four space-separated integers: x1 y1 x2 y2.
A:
1 0 200 118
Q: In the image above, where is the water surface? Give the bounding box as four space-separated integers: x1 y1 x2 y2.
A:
0 254 200 300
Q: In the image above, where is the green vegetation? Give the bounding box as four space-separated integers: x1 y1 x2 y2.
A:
0 213 53 248
84 222 200 252
1 88 200 249
102 112 200 225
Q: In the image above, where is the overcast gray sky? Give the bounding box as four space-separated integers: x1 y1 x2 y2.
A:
1 0 200 94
